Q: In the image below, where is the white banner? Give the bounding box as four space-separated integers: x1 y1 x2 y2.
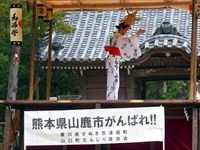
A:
24 107 165 146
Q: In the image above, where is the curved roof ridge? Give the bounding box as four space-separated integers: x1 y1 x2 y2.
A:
140 34 191 54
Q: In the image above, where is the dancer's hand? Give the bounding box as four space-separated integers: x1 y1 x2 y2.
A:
136 29 145 36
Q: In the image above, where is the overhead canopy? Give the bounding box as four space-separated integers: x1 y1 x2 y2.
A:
36 0 192 12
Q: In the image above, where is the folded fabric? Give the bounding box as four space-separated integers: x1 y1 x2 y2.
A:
104 45 121 56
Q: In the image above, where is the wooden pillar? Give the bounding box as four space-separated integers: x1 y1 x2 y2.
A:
46 20 53 100
126 70 134 99
95 103 101 150
150 142 155 150
3 108 12 150
133 77 141 99
198 108 200 150
80 71 86 99
19 109 24 150
141 79 146 100
190 0 198 100
28 0 37 100
34 63 41 100
189 0 199 150
95 104 110 150
62 146 67 150
102 145 110 150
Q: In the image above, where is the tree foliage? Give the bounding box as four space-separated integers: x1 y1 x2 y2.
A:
37 69 80 99
53 12 76 34
0 1 12 99
145 80 189 100
0 1 78 100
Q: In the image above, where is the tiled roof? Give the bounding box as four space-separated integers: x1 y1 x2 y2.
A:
140 34 191 54
37 9 200 63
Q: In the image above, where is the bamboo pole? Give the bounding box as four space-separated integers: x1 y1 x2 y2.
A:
46 20 53 100
28 0 37 100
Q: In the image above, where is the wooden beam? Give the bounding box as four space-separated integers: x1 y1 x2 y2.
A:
28 0 37 100
2 100 197 109
46 20 53 100
133 68 190 78
43 1 191 9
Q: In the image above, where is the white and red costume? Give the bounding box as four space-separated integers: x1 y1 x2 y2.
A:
105 32 141 100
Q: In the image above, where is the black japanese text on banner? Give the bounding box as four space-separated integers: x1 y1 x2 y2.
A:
10 4 22 46
24 107 165 147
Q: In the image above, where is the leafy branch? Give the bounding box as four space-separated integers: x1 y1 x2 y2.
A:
53 12 76 34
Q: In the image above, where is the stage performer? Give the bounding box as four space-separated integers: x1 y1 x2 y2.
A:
104 11 145 100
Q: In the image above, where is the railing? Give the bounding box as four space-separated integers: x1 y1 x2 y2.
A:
0 106 5 150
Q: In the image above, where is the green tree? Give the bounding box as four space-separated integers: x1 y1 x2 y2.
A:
35 12 77 99
38 69 80 99
0 1 76 100
146 80 189 100
0 2 11 99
